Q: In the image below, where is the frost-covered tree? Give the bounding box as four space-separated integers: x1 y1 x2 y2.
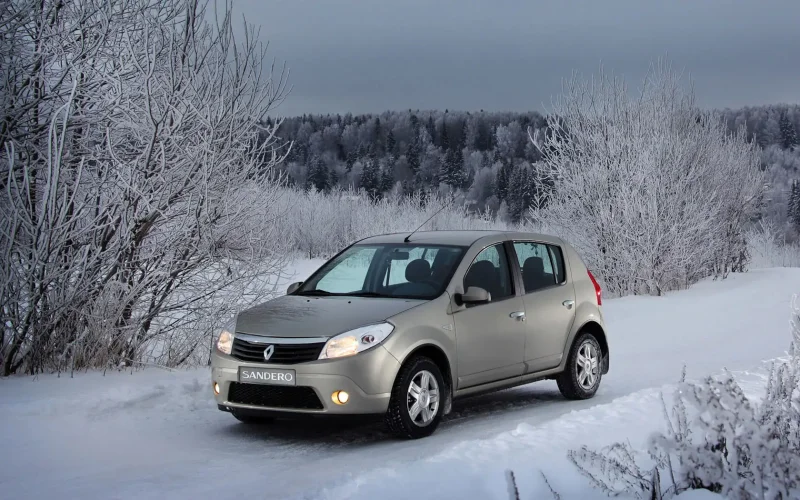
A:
0 0 291 374
440 147 464 188
386 129 396 156
780 111 798 150
507 162 538 224
530 61 764 295
359 153 381 200
495 161 511 202
407 136 421 174
789 181 800 230
379 160 395 194
306 155 331 192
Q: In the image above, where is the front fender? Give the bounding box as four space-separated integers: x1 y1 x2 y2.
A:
383 294 457 383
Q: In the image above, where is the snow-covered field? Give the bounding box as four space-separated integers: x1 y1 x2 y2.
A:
0 263 798 500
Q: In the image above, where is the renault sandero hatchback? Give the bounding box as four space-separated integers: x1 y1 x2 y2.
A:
211 230 609 439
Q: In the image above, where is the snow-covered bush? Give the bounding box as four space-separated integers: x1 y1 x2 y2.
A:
569 296 800 499
747 221 800 269
530 61 764 296
275 187 511 259
0 0 291 374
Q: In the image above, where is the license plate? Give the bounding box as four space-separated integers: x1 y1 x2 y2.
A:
238 367 296 386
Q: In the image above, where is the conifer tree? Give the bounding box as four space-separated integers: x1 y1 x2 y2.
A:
789 180 800 229
306 155 330 192
379 166 394 195
359 153 380 200
386 129 396 156
495 162 510 201
780 111 798 150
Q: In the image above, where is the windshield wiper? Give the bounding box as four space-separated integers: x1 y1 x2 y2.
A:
341 291 387 298
296 290 390 298
296 289 337 296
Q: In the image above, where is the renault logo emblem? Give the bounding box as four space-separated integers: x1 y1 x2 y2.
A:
263 345 275 361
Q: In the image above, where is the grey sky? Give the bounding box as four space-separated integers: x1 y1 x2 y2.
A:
232 0 800 117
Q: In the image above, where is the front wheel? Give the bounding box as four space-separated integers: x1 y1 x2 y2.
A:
557 333 603 400
385 356 445 439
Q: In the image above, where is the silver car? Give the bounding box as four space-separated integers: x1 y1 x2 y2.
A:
211 230 608 439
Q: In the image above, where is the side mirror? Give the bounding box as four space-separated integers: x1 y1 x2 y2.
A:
458 286 491 305
286 282 302 295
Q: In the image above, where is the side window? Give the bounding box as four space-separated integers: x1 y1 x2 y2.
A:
463 244 513 302
547 245 567 284
315 247 376 293
513 242 556 293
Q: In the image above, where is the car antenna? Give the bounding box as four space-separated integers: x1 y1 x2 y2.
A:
404 204 447 243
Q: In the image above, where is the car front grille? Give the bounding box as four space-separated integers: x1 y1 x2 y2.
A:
231 337 325 364
227 383 324 410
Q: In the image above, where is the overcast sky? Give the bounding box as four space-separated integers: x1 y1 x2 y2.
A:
231 0 800 117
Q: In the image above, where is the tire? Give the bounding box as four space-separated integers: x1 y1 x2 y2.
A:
557 332 603 400
385 356 445 439
232 411 275 424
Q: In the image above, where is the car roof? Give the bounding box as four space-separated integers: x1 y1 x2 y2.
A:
356 230 564 247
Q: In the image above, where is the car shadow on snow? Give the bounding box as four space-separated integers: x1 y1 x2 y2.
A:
215 380 585 447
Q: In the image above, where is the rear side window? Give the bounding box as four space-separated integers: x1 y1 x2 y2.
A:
463 244 514 302
513 242 567 293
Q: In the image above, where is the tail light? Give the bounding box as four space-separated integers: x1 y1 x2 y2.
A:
587 270 602 306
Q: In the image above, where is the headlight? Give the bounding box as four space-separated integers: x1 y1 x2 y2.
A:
216 321 236 355
319 323 395 359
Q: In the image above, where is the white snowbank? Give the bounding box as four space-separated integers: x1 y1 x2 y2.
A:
312 368 771 500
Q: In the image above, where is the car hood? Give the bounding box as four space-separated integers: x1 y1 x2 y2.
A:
234 295 425 338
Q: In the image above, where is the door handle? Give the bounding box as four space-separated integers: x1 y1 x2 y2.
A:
509 311 526 321
562 300 575 309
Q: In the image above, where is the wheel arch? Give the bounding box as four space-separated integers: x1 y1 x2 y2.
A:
399 343 455 414
574 320 609 374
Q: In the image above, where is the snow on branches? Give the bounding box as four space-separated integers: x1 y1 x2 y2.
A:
530 61 764 296
1 0 290 374
569 297 800 499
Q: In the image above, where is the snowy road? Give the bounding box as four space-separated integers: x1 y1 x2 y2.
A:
1 267 798 499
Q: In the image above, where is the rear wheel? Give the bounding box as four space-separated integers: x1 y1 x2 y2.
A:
385 356 445 439
557 333 602 400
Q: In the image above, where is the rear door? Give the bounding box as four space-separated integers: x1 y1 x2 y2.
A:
511 241 576 373
452 243 526 388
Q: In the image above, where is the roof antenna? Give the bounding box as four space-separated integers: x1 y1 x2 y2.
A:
404 204 447 243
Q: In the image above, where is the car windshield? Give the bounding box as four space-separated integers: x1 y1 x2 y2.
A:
296 243 466 300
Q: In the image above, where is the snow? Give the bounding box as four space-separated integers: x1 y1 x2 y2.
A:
672 491 724 499
280 257 327 286
0 263 798 500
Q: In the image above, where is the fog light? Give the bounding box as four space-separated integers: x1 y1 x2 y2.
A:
331 390 349 405
213 382 220 395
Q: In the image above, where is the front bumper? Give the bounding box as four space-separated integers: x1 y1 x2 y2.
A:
211 345 400 415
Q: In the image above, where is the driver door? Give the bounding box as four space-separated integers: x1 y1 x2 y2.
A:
452 243 526 389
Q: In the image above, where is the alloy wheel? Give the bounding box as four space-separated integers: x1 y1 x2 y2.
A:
576 341 600 390
406 369 440 427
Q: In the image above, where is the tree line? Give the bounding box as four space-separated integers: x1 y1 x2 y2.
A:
271 103 800 236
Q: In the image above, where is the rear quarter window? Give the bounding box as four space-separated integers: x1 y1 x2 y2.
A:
547 244 566 284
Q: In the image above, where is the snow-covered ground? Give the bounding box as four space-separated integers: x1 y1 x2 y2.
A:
0 263 798 500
